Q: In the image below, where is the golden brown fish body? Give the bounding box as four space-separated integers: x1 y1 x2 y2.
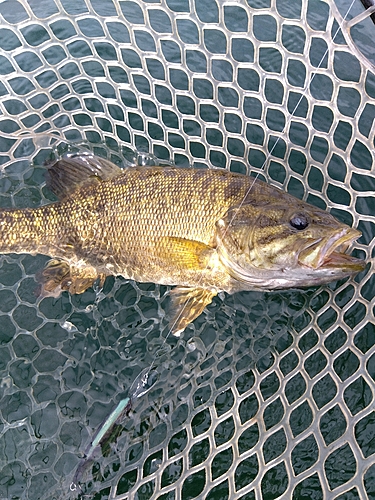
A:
0 154 365 334
0 164 249 290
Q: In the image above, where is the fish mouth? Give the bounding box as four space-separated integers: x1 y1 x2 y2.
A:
298 228 366 272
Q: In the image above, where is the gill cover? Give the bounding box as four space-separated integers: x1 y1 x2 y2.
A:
214 202 280 285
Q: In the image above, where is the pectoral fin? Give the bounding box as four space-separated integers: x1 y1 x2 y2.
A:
37 259 106 297
169 286 216 336
157 237 215 271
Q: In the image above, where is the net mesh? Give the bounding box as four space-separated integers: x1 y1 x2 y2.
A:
0 0 374 499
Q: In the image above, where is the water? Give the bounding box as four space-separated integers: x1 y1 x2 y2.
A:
0 0 374 498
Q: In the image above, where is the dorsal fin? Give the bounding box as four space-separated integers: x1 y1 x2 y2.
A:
45 153 123 200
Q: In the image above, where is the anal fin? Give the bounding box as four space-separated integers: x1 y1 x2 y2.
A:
169 286 216 336
37 259 106 297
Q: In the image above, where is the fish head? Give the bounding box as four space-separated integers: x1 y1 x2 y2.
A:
216 198 366 289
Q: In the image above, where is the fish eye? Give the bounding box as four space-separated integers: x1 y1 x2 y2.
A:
290 214 309 230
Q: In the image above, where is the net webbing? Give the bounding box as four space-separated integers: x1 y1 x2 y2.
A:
0 1 374 499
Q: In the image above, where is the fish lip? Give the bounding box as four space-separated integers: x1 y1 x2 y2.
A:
319 250 366 271
298 228 365 271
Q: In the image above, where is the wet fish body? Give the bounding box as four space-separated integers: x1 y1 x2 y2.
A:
0 154 365 334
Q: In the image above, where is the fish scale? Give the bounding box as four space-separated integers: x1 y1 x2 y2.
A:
0 154 365 334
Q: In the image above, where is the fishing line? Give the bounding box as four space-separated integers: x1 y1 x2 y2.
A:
138 0 360 386
98 0 363 420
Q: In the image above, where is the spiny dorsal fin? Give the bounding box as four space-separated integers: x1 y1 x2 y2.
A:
169 286 216 336
46 153 123 200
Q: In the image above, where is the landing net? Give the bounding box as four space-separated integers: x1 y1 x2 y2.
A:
0 1 374 499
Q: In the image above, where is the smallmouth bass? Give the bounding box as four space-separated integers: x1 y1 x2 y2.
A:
0 154 365 334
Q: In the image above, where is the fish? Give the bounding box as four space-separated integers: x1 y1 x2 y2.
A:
0 153 365 335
